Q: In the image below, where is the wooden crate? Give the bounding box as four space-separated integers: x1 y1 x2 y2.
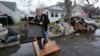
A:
33 40 60 56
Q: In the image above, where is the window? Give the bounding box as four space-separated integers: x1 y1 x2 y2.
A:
55 12 58 17
51 12 54 17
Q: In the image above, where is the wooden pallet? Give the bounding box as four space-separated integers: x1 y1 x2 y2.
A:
33 40 60 56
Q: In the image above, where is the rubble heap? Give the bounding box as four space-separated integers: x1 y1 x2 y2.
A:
70 16 97 31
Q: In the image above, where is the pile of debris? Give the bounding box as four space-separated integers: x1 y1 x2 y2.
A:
0 26 20 48
49 19 74 36
49 16 98 37
70 16 97 32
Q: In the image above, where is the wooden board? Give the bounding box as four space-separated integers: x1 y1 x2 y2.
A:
29 24 44 38
33 40 60 56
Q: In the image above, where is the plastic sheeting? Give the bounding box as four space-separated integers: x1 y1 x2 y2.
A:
95 29 100 37
84 19 97 25
63 22 74 35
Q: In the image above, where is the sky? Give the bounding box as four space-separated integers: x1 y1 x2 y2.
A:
0 0 100 12
0 0 64 12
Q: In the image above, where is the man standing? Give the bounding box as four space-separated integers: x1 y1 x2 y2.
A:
34 8 50 53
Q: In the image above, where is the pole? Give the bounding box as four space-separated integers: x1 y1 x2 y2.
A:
6 16 8 28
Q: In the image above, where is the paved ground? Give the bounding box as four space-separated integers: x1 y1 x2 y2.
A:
0 32 100 56
51 35 100 56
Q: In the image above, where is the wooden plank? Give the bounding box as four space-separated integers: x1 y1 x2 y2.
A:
33 40 60 56
29 24 44 38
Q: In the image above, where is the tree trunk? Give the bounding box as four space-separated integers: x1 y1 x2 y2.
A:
64 0 72 19
64 0 72 23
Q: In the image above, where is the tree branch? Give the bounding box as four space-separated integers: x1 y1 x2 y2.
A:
86 0 90 4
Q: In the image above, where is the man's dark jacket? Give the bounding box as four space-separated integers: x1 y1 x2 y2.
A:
34 14 50 31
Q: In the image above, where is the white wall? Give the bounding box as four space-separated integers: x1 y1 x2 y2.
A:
44 9 64 22
49 11 61 22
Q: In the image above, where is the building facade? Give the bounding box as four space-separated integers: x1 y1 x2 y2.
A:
0 1 22 23
43 2 65 22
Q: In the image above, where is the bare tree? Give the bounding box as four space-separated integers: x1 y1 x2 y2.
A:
86 0 90 4
85 0 99 5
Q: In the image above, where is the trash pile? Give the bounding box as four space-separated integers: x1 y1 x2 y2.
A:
70 16 97 31
0 27 19 46
49 21 65 35
49 19 74 36
49 16 98 37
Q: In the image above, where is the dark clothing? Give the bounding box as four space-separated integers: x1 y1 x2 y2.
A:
37 37 48 50
34 14 50 31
